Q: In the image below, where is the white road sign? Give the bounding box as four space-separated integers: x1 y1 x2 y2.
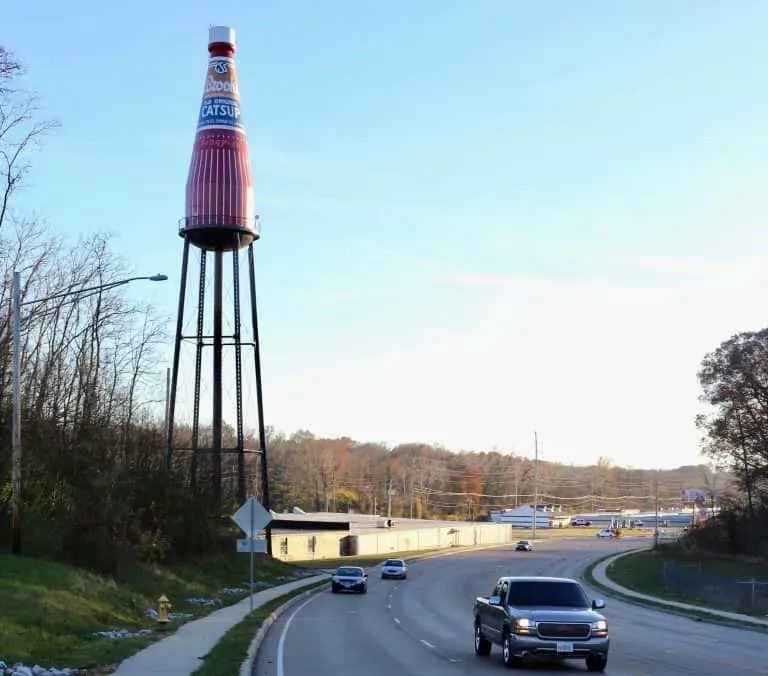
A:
231 496 272 538
237 538 268 554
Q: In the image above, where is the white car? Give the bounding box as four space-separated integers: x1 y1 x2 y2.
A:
381 558 408 580
596 529 615 538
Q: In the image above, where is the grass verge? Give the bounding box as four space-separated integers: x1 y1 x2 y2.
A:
293 547 457 569
0 552 321 671
605 548 768 616
193 579 328 676
582 551 768 633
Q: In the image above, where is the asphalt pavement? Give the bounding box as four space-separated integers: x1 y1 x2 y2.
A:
253 538 768 675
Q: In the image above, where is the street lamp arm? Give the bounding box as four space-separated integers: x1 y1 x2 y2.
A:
20 274 168 307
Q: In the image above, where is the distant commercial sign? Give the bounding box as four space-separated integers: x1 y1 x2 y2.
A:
682 489 709 504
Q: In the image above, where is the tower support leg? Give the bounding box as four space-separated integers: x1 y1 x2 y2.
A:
247 244 272 556
212 250 224 512
190 251 207 492
232 248 246 505
166 238 191 470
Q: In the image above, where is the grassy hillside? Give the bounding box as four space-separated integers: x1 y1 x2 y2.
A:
0 553 308 671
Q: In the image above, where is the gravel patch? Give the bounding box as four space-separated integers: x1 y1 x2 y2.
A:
92 629 154 640
0 661 83 676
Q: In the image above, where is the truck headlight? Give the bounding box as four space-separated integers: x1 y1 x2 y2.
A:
591 619 608 637
513 618 534 635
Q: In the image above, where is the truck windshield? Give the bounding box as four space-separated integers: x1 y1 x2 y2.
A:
508 580 588 607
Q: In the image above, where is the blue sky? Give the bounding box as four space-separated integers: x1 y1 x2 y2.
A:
6 1 768 469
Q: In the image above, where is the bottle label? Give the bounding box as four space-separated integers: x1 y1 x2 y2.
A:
197 57 244 131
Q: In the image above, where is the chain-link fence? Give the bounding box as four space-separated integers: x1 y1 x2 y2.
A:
663 561 768 614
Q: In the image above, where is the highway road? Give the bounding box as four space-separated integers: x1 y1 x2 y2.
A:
253 539 768 675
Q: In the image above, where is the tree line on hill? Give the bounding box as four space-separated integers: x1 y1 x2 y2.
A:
0 45 763 573
265 431 728 519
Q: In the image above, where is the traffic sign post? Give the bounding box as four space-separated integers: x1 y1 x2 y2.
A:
231 496 273 611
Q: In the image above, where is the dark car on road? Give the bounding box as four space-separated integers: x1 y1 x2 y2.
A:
331 566 368 594
473 576 609 672
515 540 533 552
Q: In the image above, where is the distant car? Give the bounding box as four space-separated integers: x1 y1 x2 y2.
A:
515 540 534 552
596 530 615 539
571 518 591 527
331 566 368 593
381 558 408 580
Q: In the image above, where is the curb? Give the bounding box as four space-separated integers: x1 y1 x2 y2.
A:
584 548 768 630
580 546 649 590
240 580 328 676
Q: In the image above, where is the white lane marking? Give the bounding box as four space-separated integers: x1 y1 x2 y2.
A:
393 617 401 624
277 592 323 676
420 639 435 649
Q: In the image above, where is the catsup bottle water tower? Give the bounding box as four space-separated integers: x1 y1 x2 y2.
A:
166 26 271 541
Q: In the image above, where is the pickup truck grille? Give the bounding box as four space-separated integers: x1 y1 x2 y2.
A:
536 622 591 639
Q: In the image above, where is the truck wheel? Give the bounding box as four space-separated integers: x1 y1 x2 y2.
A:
586 655 608 672
474 621 491 656
501 630 522 668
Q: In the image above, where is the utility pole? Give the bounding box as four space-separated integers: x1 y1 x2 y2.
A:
387 478 393 519
653 471 660 549
532 431 539 542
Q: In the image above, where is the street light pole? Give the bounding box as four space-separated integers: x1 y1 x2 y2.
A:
532 431 539 542
654 471 660 549
10 271 167 555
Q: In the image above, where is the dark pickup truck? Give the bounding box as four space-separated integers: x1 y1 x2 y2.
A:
473 576 609 672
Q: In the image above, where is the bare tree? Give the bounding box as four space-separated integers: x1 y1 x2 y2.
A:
0 47 59 233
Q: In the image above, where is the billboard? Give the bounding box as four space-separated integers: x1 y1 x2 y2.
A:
682 489 709 504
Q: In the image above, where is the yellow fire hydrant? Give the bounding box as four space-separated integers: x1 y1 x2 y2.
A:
157 595 172 624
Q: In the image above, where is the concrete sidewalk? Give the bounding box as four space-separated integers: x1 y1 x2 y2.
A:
591 549 768 627
112 574 328 676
